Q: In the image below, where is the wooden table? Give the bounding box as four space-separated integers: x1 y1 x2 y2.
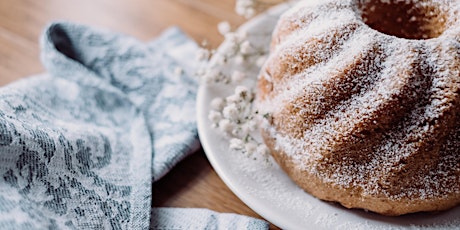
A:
0 0 278 229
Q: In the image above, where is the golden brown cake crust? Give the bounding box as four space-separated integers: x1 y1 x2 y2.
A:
262 131 460 216
257 0 460 216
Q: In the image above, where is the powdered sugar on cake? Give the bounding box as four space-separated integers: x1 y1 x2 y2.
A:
256 0 459 215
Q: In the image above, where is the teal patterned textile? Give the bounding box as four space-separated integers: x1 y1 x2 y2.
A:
0 22 268 229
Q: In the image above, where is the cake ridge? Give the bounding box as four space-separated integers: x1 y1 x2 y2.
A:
257 0 460 215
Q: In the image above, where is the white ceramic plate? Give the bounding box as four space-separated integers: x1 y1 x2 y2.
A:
197 4 460 230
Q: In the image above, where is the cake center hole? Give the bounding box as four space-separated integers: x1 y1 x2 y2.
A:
357 0 446 39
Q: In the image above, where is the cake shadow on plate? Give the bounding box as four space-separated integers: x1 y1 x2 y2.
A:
322 199 460 227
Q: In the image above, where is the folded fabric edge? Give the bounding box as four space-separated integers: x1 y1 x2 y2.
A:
151 207 269 230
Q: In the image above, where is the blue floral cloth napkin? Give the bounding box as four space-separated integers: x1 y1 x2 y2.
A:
0 22 269 229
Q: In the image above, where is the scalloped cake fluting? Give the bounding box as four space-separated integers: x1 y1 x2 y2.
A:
256 0 460 216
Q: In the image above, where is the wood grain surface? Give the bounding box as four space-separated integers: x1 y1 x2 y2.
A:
0 0 279 229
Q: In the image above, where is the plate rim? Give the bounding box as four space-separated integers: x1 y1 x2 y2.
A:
195 3 460 229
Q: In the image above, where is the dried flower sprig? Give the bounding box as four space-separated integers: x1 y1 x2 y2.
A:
208 85 270 158
196 3 292 160
196 22 268 85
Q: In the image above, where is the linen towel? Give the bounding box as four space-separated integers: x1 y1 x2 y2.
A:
0 22 268 229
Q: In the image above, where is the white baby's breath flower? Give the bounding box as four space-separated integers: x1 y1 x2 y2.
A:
232 127 244 137
229 138 244 150
246 119 258 132
236 0 290 18
245 8 256 18
208 110 222 124
226 94 241 104
223 103 240 121
233 55 245 65
237 31 248 40
214 53 228 65
239 40 254 55
238 124 252 137
236 0 256 18
235 85 250 100
224 32 238 44
219 119 234 134
223 37 243 58
203 69 221 83
210 97 226 111
196 48 211 61
218 21 232 35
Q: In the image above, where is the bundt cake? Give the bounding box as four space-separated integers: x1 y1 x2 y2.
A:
256 0 460 216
